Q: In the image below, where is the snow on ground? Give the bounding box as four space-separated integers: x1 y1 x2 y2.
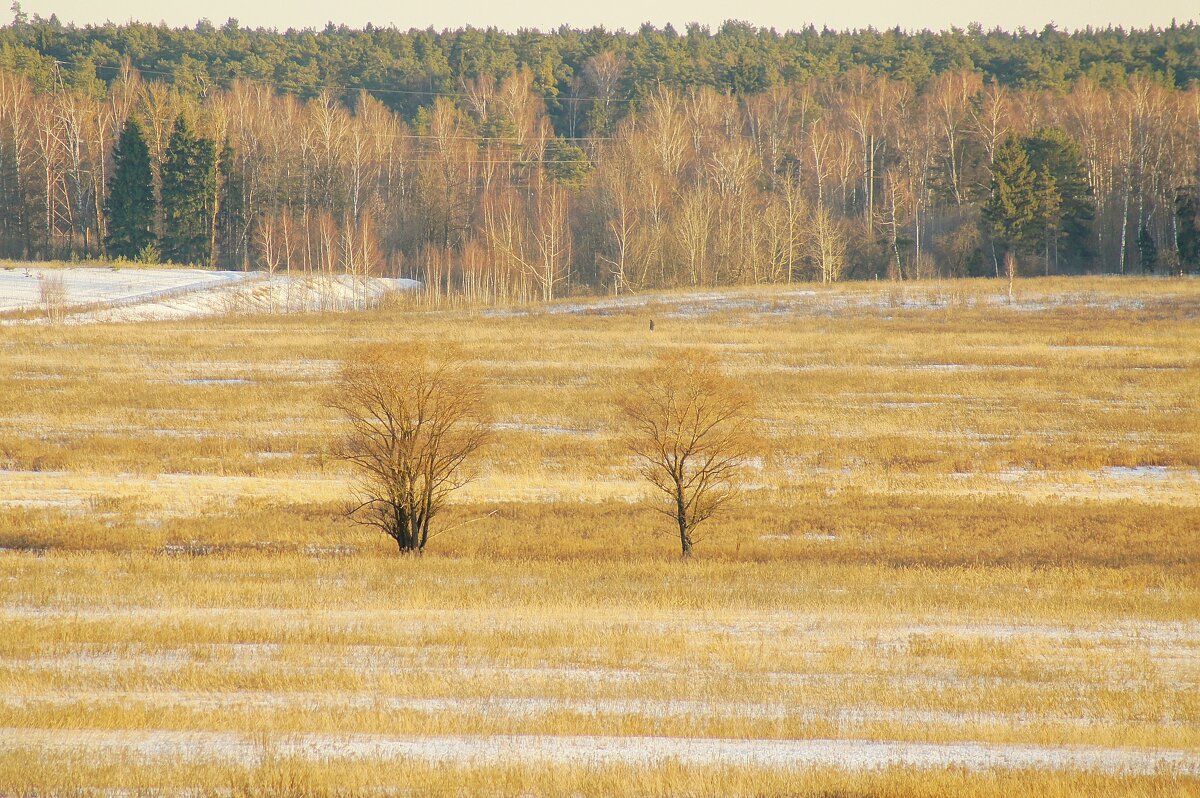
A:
2 268 1193 324
8 653 1194 703
491 421 604 437
27 693 1200 733
2 728 1195 774
3 466 1196 515
0 266 251 314
480 282 1200 321
3 603 1194 776
84 274 422 322
3 605 1194 646
0 690 1150 728
0 266 421 322
0 469 643 512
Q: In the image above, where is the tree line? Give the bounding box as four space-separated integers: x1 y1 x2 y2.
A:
6 13 1200 117
1 23 1199 296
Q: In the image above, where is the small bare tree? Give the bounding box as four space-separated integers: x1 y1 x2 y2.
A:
1004 250 1018 304
808 204 848 283
330 345 490 554
619 351 757 558
38 273 68 322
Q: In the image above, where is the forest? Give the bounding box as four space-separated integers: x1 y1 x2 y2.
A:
1 12 1199 299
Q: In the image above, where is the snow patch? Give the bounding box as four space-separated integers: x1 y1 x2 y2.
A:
2 729 1195 775
0 266 252 315
0 267 421 323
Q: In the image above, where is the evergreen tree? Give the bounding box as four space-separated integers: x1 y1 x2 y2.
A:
160 116 217 266
1022 128 1094 268
1032 165 1062 275
213 139 248 271
543 138 590 188
103 117 156 260
1176 186 1200 272
1137 227 1158 274
982 137 1036 271
215 140 246 270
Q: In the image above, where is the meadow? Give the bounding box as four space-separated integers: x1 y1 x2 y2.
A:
0 276 1197 796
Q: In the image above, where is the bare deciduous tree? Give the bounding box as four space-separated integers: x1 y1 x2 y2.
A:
38 272 68 322
1005 250 1018 303
330 345 490 554
619 351 757 558
809 203 848 283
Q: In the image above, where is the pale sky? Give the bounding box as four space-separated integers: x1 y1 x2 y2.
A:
16 0 1199 32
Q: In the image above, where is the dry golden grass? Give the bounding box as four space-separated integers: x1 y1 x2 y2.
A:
1 754 1196 798
0 276 1197 795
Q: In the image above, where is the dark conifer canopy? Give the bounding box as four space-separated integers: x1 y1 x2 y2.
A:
160 116 217 266
103 117 155 260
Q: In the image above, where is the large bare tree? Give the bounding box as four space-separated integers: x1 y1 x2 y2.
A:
619 351 757 558
330 345 490 554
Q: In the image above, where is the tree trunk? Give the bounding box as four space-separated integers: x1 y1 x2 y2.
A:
392 504 418 552
675 483 691 558
1119 178 1130 275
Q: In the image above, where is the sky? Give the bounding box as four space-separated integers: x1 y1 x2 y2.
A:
15 0 1199 32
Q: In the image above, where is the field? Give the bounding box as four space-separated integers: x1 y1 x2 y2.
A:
0 264 419 322
0 276 1198 796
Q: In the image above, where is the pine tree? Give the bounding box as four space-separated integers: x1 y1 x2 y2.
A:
543 138 591 188
982 137 1036 270
103 117 156 260
1023 128 1095 267
160 117 217 266
215 139 246 270
1176 186 1200 272
1137 226 1158 274
1032 165 1061 275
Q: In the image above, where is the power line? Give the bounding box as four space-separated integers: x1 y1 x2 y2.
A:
345 159 595 164
237 128 612 144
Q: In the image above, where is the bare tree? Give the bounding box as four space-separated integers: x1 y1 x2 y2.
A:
675 184 714 287
532 182 571 301
330 345 490 554
38 272 68 322
619 351 757 558
926 70 982 207
809 203 848 283
581 51 624 136
1005 250 1018 304
595 165 638 293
